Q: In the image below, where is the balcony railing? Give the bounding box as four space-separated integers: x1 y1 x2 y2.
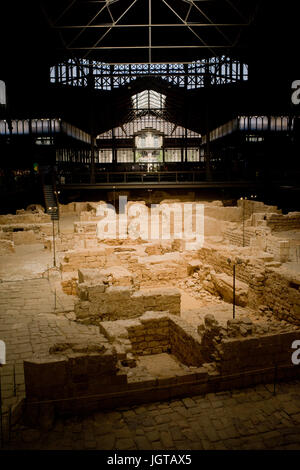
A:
61 170 212 185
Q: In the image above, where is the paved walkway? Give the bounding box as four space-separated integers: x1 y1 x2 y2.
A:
3 380 300 450
0 277 79 415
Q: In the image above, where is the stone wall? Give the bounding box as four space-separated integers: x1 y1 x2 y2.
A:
132 253 189 286
199 314 300 375
0 213 51 225
1 228 40 245
265 213 300 232
100 312 203 367
127 315 170 356
59 202 92 214
60 248 113 272
264 268 300 323
0 223 55 241
74 221 97 234
46 232 107 253
60 266 137 297
222 223 300 263
169 316 204 366
102 311 300 374
12 230 39 245
61 278 78 296
75 283 181 322
197 246 266 304
22 311 300 423
252 233 300 263
196 246 300 324
219 332 299 375
45 233 79 252
237 200 281 219
24 341 127 403
223 226 255 247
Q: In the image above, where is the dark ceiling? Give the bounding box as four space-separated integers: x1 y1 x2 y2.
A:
1 0 298 72
0 0 299 136
38 0 259 64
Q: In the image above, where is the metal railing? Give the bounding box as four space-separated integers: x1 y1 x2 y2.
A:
60 169 228 185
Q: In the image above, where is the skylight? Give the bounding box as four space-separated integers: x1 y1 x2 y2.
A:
132 90 166 110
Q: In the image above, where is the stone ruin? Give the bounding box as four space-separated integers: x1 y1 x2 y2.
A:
0 196 300 427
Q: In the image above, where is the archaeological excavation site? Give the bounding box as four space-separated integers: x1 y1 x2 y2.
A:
1 196 300 450
1 0 300 453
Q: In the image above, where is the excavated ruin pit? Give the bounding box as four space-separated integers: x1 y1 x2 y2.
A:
1 198 300 427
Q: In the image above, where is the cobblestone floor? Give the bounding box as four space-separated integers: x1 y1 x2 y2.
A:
0 277 93 414
2 380 300 450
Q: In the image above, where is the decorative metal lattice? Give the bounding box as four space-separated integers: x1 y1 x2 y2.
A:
50 56 248 90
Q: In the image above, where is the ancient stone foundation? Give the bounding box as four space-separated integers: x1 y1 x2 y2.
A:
75 284 181 322
200 314 300 374
22 312 300 423
100 312 203 366
1 197 300 430
196 246 300 323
